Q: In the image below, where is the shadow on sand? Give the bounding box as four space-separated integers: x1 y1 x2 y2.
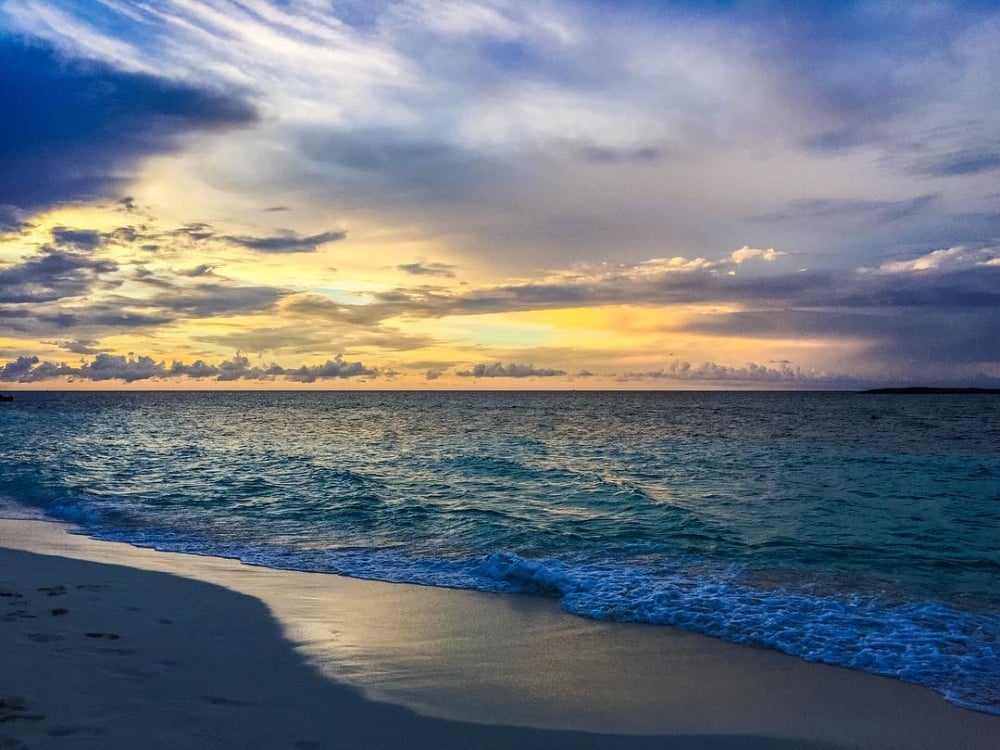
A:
0 547 847 750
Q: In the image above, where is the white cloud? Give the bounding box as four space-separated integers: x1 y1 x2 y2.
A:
731 246 783 264
871 245 1000 274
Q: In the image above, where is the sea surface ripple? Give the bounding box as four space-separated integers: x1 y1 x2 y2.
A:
0 391 997 714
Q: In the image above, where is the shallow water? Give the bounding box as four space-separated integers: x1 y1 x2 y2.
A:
1 391 997 713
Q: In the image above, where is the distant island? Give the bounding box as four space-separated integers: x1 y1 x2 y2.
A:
860 387 1000 395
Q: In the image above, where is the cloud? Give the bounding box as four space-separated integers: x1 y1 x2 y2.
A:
912 147 1000 177
730 246 783 264
222 229 347 254
0 234 289 341
0 247 117 304
1 352 377 383
576 145 664 165
169 359 220 379
284 356 377 382
42 338 101 355
397 262 457 278
456 362 566 378
618 360 838 385
7 0 996 276
1 3 998 386
150 284 285 317
870 245 1000 274
82 353 166 382
0 204 31 232
51 227 103 251
750 195 939 224
0 356 39 380
0 38 257 213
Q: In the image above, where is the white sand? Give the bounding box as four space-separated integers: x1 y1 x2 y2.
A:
1 519 997 749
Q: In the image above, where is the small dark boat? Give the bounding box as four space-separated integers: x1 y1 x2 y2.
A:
0 394 13 402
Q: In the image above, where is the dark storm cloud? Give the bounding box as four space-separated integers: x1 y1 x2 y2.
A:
456 362 566 378
0 247 118 303
0 242 286 340
5 305 176 332
0 39 257 213
397 262 456 278
50 227 103 251
222 229 347 254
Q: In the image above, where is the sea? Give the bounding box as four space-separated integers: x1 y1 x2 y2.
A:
0 391 997 714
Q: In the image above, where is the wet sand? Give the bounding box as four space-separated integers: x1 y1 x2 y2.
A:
1 519 997 749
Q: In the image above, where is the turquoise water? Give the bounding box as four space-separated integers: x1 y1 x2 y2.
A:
0 391 997 713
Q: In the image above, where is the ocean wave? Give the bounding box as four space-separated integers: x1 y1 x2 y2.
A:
29 503 1000 717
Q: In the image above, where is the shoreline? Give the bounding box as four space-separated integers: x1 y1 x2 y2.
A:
2 518 998 749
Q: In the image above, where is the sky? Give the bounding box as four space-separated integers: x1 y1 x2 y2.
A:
1 0 998 390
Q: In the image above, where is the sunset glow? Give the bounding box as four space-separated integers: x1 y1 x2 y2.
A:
2 1 998 388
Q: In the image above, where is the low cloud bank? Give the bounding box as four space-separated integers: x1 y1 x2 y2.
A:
0 353 376 383
456 362 567 378
618 360 842 385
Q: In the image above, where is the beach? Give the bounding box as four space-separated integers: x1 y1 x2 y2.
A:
2 518 997 750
